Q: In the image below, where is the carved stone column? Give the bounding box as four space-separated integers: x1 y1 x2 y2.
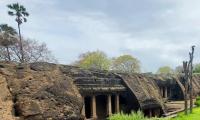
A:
107 94 112 116
91 95 97 119
160 87 163 97
81 96 85 118
168 87 171 98
165 87 168 98
115 94 119 113
149 109 152 117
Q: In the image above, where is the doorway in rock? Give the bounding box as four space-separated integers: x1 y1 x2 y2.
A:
119 91 140 114
170 84 184 100
85 96 91 119
96 95 107 120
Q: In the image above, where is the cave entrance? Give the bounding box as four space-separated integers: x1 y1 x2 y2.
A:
85 96 91 119
96 95 107 119
119 91 140 113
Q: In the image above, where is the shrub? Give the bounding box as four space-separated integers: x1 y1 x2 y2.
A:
195 96 200 107
196 96 200 101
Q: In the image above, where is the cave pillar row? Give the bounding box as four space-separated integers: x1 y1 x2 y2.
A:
91 95 97 120
107 94 112 116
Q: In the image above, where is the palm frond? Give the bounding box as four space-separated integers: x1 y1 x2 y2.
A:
23 18 27 22
20 5 26 11
7 4 13 9
13 3 20 11
7 3 29 24
16 12 22 17
22 11 29 16
7 3 20 11
8 11 15 16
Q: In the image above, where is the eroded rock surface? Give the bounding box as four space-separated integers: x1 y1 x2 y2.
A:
0 75 16 120
0 62 83 120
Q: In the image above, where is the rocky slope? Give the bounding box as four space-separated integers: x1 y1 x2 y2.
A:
0 62 83 120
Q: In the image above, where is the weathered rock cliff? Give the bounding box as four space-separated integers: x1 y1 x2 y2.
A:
0 62 83 120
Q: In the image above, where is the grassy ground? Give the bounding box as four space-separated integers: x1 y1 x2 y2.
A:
108 97 200 120
108 111 169 120
171 97 200 120
171 107 200 120
108 109 200 120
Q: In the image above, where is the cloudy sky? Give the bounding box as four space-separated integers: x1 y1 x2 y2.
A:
0 0 200 72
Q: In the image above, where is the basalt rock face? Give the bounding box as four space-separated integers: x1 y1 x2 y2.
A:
0 73 16 120
119 73 166 114
0 62 83 120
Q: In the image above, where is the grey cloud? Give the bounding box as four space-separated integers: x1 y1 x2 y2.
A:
0 0 200 72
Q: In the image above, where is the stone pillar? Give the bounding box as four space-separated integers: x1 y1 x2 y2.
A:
168 87 171 98
91 95 97 119
115 94 120 113
149 109 152 117
165 87 168 98
81 96 85 118
160 87 163 97
107 94 112 116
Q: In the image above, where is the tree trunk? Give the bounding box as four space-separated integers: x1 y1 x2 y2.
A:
17 22 24 63
189 79 193 113
189 56 194 113
189 47 194 113
183 61 188 115
184 82 188 115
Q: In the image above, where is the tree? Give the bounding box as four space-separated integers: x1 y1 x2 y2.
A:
157 66 174 74
193 64 200 73
0 24 17 61
0 24 17 35
7 3 29 63
111 55 140 73
0 38 56 63
75 50 110 70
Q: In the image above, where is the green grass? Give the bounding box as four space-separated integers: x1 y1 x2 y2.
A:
171 107 200 120
108 109 200 120
108 111 169 120
108 97 200 120
195 96 200 107
172 96 200 120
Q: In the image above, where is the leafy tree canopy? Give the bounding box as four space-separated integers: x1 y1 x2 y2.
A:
7 3 29 24
0 24 17 47
193 64 200 73
0 24 17 35
157 66 174 74
111 54 140 73
75 50 110 70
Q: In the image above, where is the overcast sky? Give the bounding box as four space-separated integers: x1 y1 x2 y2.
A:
0 0 200 72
